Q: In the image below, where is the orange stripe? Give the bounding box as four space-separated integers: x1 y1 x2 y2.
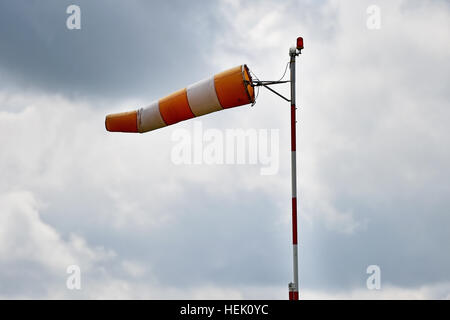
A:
158 88 195 125
105 110 138 132
214 65 254 109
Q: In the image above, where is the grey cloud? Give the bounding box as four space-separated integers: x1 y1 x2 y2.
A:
0 0 222 102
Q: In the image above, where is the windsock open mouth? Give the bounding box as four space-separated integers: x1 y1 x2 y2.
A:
105 64 254 133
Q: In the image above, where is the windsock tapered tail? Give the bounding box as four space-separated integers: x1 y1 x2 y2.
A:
105 65 254 133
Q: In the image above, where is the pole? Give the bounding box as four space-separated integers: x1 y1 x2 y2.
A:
288 46 299 300
246 38 303 300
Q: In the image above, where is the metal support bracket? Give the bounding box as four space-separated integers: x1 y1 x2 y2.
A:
250 80 291 103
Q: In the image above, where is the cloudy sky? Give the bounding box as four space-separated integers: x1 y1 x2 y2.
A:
0 0 449 299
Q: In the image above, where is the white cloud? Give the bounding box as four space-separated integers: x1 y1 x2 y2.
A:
303 282 450 300
0 91 180 231
210 0 450 234
121 260 147 278
0 191 114 271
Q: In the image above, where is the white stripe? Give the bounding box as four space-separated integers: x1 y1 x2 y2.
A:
138 101 166 133
293 244 298 291
186 76 223 117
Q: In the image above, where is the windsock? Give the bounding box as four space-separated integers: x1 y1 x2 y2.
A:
105 65 254 133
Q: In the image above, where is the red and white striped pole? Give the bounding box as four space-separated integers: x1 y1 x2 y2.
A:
288 37 303 301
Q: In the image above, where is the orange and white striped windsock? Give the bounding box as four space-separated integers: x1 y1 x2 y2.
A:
105 65 254 133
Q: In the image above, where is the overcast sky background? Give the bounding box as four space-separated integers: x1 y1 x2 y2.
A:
0 0 449 299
